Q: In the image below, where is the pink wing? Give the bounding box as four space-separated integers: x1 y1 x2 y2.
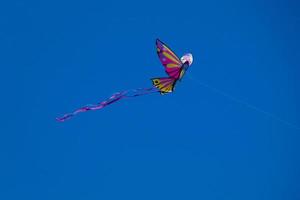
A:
156 39 183 79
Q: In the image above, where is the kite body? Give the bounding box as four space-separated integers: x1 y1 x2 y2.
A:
57 39 193 121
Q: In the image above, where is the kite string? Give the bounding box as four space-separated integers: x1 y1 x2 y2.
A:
56 87 159 122
187 75 300 131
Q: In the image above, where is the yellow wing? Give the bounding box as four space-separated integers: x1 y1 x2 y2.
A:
151 77 176 94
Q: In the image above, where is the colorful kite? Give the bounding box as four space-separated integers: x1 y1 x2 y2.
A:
56 39 193 122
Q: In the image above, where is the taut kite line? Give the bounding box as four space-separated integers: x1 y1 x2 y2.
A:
56 39 193 122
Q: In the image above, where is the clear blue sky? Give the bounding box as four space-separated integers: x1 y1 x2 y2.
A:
1 0 299 199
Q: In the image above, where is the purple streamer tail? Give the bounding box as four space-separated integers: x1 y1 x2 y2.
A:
56 87 159 122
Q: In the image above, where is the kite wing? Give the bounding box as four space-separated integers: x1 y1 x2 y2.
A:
151 77 176 94
156 39 182 79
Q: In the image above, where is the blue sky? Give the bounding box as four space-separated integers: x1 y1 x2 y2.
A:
1 0 300 199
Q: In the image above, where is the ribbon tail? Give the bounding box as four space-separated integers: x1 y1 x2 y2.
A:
56 87 159 122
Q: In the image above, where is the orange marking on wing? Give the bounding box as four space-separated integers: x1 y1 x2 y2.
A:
166 63 180 68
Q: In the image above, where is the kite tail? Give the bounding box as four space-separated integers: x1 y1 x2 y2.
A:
56 87 159 122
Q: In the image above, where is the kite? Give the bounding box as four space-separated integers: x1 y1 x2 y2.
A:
56 39 193 122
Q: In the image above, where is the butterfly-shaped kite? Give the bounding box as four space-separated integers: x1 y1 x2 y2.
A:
57 39 193 121
151 39 193 94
